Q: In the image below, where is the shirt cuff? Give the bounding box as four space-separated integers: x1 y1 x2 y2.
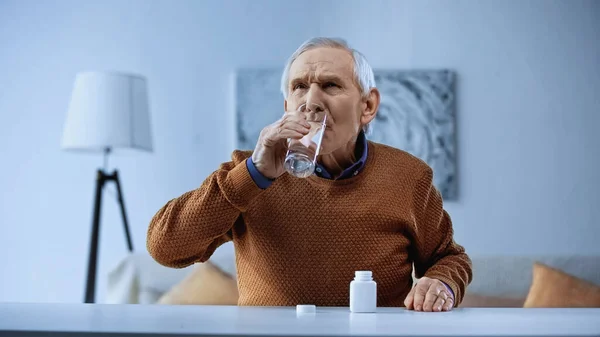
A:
246 158 274 190
442 282 455 300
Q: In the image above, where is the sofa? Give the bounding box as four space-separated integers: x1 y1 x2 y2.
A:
105 242 600 307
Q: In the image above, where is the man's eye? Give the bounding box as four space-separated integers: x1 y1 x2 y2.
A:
293 83 307 90
324 82 338 88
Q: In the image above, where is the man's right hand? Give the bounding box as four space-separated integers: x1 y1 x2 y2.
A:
251 110 311 180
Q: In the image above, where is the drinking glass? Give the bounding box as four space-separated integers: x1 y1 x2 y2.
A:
284 104 327 178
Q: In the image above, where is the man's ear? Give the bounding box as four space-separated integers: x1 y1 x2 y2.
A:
361 88 380 126
284 99 288 112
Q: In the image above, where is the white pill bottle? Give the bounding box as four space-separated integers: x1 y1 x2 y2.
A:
349 270 377 313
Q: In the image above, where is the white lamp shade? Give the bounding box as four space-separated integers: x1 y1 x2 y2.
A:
62 72 153 152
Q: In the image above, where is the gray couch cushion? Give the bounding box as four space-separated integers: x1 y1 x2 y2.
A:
467 255 600 298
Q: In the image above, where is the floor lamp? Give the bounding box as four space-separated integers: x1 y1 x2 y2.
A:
61 72 153 303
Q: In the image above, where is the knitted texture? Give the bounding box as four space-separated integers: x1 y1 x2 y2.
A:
147 141 472 307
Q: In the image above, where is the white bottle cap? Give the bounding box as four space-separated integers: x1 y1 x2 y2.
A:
355 270 373 281
296 304 316 314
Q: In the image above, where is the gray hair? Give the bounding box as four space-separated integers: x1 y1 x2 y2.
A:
280 37 376 134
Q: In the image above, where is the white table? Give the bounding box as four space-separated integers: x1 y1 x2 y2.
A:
1 303 599 336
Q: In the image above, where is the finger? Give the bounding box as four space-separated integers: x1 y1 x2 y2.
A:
423 285 443 312
403 286 416 310
433 296 445 312
272 123 309 139
413 280 430 311
442 296 454 311
263 131 305 147
439 290 449 303
283 111 309 125
284 130 308 140
281 114 310 127
269 129 306 142
284 122 311 134
283 118 311 132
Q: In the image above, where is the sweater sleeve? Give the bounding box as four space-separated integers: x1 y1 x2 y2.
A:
410 167 473 306
146 150 263 268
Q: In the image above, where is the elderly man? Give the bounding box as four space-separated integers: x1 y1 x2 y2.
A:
147 37 472 312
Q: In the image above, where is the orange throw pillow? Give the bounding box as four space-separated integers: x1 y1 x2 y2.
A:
158 261 239 305
524 262 600 308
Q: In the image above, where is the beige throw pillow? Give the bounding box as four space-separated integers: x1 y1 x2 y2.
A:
158 261 239 305
523 262 600 308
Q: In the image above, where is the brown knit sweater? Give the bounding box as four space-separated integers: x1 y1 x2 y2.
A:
147 141 472 307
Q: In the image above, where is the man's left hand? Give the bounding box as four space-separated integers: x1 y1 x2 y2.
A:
403 276 454 312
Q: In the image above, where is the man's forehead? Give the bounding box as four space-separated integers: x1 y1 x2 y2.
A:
289 47 354 79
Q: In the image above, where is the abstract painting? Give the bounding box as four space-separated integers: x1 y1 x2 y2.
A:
234 68 457 200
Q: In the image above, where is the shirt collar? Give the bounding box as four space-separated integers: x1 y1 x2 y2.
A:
315 131 368 180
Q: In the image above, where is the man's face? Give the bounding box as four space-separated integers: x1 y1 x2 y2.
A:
285 47 366 155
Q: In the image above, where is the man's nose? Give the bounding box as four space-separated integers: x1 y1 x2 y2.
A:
305 85 325 113
305 102 324 113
